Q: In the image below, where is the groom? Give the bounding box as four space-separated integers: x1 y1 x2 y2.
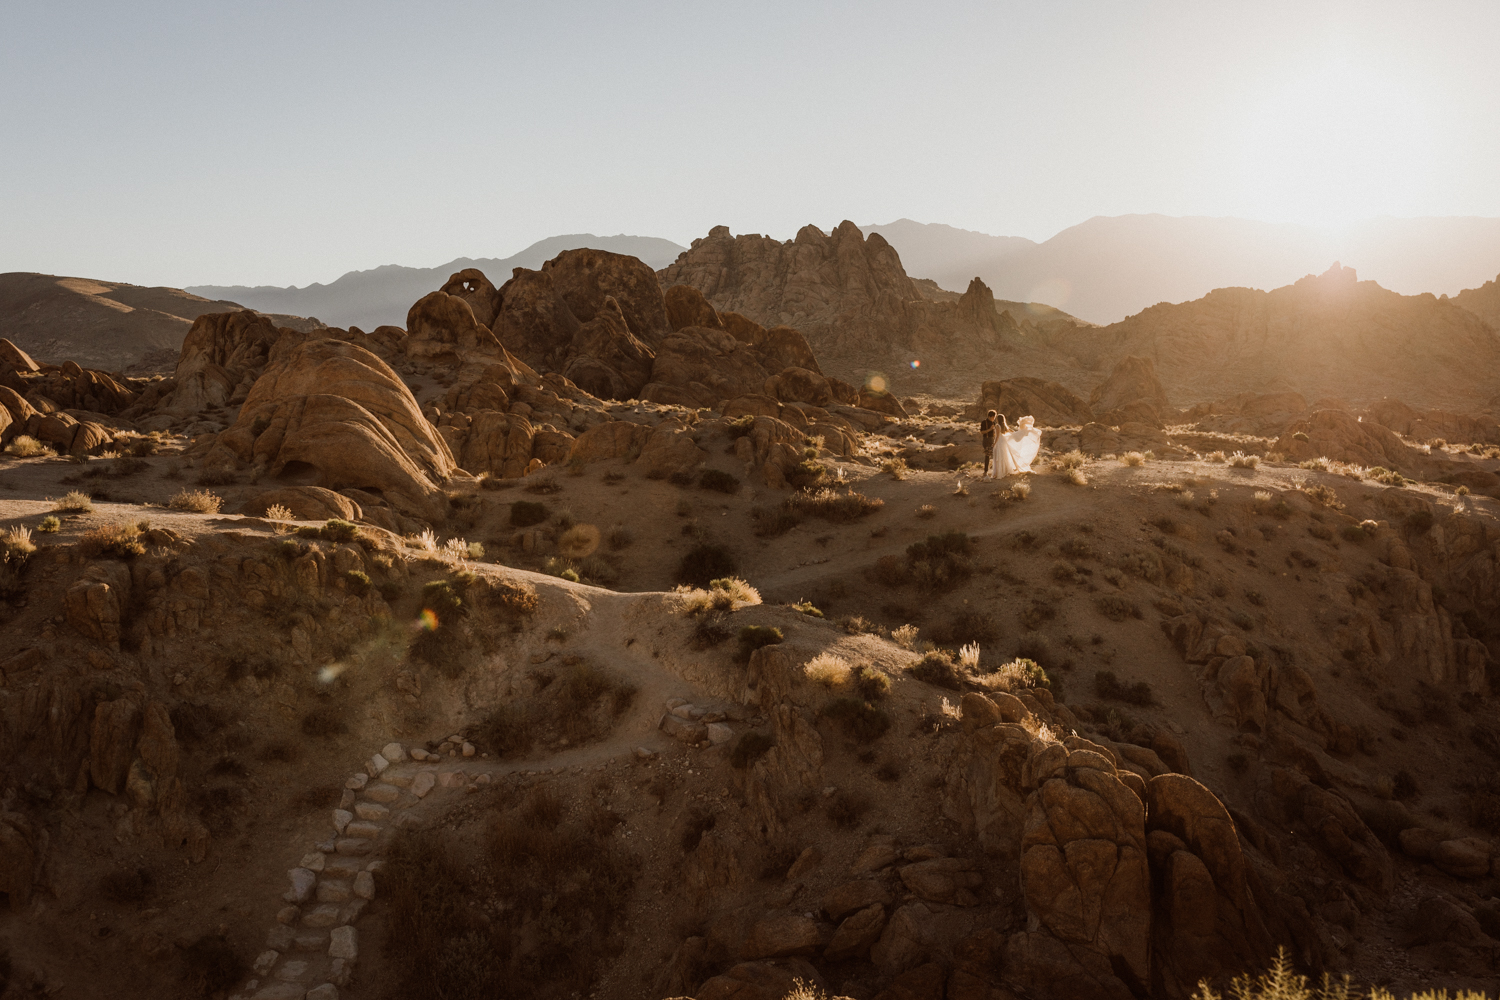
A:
980 409 998 478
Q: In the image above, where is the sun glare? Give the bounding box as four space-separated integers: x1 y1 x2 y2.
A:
1234 55 1440 228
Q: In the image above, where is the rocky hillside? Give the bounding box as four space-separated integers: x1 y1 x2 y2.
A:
1050 263 1500 412
0 272 319 373
1454 272 1500 332
4 244 1500 1000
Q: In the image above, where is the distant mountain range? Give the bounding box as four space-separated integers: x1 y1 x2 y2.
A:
862 215 1500 324
188 234 687 332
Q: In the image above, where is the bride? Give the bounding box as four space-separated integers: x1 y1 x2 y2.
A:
992 414 1041 477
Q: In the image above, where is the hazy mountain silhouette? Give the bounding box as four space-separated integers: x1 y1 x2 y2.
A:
188 234 688 332
862 215 1500 324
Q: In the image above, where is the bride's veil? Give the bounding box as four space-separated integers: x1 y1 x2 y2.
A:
1011 416 1041 469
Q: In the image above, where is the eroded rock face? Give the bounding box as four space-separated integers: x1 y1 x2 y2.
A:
439 268 501 329
492 268 583 370
1272 408 1423 472
404 289 507 364
205 338 456 518
642 327 779 409
161 310 283 415
658 222 1017 356
1090 356 1171 426
542 247 668 343
966 377 1094 427
562 297 655 400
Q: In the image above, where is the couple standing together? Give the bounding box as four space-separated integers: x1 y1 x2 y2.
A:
981 410 1041 479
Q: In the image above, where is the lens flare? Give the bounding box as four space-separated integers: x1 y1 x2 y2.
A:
909 359 921 369
418 608 439 631
865 373 888 393
318 661 348 684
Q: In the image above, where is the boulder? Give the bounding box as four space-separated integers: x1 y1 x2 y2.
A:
968 378 1093 427
764 368 832 407
404 290 507 364
822 879 893 921
858 387 907 418
1089 356 1170 424
163 310 282 415
0 338 40 373
543 247 668 343
1272 408 1423 472
239 487 363 522
493 267 584 369
439 268 501 329
90 698 143 795
568 420 653 465
204 338 456 519
562 296 656 400
898 857 981 906
693 959 823 1000
1432 838 1494 880
824 903 887 962
644 326 779 407
665 283 724 332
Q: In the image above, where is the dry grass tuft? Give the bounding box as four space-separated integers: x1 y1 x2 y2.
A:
53 490 93 513
891 623 919 649
789 487 884 522
804 652 852 689
77 523 146 559
916 504 937 519
168 488 223 513
1121 451 1145 467
880 456 911 480
974 657 1049 693
2 525 36 562
1052 449 1085 471
1228 451 1260 469
558 524 601 559
263 503 293 521
1065 467 1088 486
5 435 54 458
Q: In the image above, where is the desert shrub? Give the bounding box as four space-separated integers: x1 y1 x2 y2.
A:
1228 451 1260 469
1094 670 1153 705
195 469 238 487
1367 466 1406 487
737 625 783 661
910 650 961 689
788 599 824 618
605 524 633 549
510 501 548 527
1121 451 1145 467
841 615 880 635
1064 467 1088 486
1300 483 1344 509
558 524 601 559
826 790 869 828
6 435 54 458
731 731 774 769
263 503 293 522
53 490 93 513
343 569 371 595
1094 594 1141 621
790 487 884 522
35 515 60 533
77 523 146 559
852 664 891 701
870 554 908 587
708 576 761 609
1052 450 1085 471
787 459 826 488
523 475 561 494
677 543 737 587
975 657 1049 693
935 606 998 645
168 489 222 513
822 697 892 742
752 504 802 537
725 414 756 439
881 456 911 480
906 531 973 592
1 526 37 565
1340 522 1371 543
890 623 919 649
297 518 360 543
804 652 851 689
916 503 937 519
699 468 741 494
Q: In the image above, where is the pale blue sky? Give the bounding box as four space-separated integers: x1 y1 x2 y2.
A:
3 0 1497 287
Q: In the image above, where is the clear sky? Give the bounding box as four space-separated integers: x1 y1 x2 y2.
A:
3 0 1497 287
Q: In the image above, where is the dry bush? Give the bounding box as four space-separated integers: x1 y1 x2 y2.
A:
1065 467 1088 486
804 652 851 689
821 697 892 743
5 435 53 458
53 490 93 513
1228 451 1260 468
168 489 223 513
1367 466 1406 486
1052 450 1085 471
605 524 633 549
1191 947 1492 1000
707 576 761 609
906 531 973 592
1205 450 1227 463
790 487 884 522
1095 670 1153 705
752 504 802 537
881 456 911 480
2 526 36 565
891 623 919 649
1095 594 1141 621
737 625 783 662
510 500 548 526
917 504 937 519
932 606 998 645
263 503 293 521
524 475 562 494
36 515 60 533
974 657 1048 693
1300 482 1345 509
77 523 146 559
910 650 961 689
1009 481 1031 500
558 524 601 558
1121 451 1145 467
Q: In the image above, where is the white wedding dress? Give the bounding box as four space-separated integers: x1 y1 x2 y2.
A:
993 416 1041 476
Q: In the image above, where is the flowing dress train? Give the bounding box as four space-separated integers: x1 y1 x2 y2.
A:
993 423 1042 476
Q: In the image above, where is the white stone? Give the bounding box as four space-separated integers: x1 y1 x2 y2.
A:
306 985 340 1000
354 802 389 822
329 925 359 960
364 859 384 872
323 856 362 878
635 747 657 760
335 838 373 856
274 959 308 981
285 868 317 903
316 879 351 903
344 773 368 791
330 958 352 987
707 722 733 745
383 771 413 788
367 753 389 776
364 783 400 804
331 809 352 834
461 741 476 757
448 734 463 743
411 771 436 798
299 852 325 872
252 950 279 976
344 820 380 840
381 742 406 762
475 773 491 785
302 904 341 928
408 748 427 761
353 871 375 900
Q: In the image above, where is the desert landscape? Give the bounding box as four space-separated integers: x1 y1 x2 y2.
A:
1 225 1499 1000
6 5 1500 1000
